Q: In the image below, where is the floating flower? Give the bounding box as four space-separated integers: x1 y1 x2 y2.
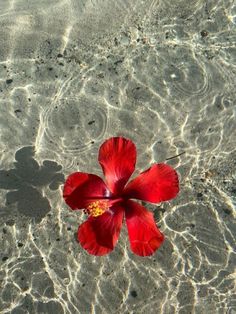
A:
63 137 179 256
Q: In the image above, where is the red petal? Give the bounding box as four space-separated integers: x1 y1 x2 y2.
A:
78 206 124 256
125 200 164 256
63 172 109 210
123 163 179 203
98 137 136 194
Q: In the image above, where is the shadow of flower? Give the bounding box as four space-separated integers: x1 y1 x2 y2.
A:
0 146 64 222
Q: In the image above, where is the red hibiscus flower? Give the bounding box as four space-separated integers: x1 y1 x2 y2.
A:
63 137 179 257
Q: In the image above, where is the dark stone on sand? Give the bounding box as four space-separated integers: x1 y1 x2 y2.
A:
2 256 8 261
200 30 208 37
6 79 13 84
130 290 138 297
88 120 95 125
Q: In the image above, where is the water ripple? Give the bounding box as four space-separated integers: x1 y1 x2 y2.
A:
38 96 108 155
0 0 235 313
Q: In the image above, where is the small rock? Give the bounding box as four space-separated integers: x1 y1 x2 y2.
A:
2 256 8 261
200 30 208 37
6 79 13 84
130 290 138 298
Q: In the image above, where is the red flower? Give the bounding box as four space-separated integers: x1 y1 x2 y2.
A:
63 137 179 256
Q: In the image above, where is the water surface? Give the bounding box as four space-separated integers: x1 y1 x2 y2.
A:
0 0 236 313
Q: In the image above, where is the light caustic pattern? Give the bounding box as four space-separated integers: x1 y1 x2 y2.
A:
0 0 236 313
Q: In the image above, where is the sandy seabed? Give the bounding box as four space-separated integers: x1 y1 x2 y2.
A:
0 0 236 313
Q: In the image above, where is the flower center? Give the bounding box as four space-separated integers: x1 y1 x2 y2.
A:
84 200 110 217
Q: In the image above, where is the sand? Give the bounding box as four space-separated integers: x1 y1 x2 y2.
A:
0 0 236 313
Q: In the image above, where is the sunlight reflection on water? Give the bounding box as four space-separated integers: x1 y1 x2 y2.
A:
0 0 235 313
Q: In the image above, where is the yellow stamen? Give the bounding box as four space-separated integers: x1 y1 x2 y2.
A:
85 200 109 217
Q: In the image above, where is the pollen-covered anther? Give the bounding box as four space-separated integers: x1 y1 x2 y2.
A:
85 200 109 217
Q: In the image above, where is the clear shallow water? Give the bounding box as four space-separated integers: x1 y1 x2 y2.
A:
0 0 236 313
